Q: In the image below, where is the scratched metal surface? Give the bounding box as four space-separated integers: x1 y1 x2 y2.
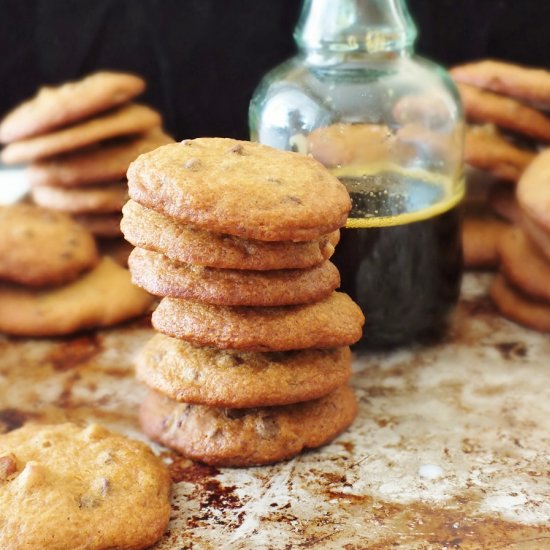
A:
1 273 549 549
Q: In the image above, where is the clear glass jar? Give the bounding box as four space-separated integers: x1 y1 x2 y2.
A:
249 0 464 349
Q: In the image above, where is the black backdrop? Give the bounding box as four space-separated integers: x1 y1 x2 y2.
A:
1 0 549 140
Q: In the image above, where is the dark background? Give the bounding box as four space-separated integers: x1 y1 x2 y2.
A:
1 0 549 140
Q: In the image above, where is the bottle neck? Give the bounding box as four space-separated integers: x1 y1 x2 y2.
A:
294 0 417 61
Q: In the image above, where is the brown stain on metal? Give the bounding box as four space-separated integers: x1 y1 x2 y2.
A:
160 450 220 484
318 488 550 549
45 335 102 371
494 341 528 360
337 440 355 453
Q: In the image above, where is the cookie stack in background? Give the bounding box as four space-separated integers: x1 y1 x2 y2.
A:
0 203 153 337
450 60 550 269
122 137 365 467
491 150 550 332
0 71 173 244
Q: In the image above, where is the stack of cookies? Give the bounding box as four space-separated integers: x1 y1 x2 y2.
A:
0 71 172 239
451 59 550 185
450 60 550 269
122 137 365 467
491 149 550 332
0 203 153 337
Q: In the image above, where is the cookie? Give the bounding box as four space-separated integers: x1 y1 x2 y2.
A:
490 272 550 332
521 211 550 262
139 385 357 467
31 182 128 214
121 200 339 270
0 422 170 550
127 138 351 241
487 183 520 223
462 216 508 269
305 123 398 168
517 149 550 233
464 125 535 182
1 104 161 165
27 129 173 188
498 227 550 302
0 71 145 143
74 213 123 238
128 248 340 306
0 203 98 287
152 291 364 351
457 83 550 142
0 257 153 336
451 60 550 107
136 333 352 408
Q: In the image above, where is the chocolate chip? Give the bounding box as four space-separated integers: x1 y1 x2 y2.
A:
183 158 201 170
287 196 303 205
0 454 17 480
223 408 250 420
78 494 99 509
100 478 110 496
228 143 244 154
256 416 279 439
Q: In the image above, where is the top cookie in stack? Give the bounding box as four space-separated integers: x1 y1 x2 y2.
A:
0 72 173 238
122 137 365 467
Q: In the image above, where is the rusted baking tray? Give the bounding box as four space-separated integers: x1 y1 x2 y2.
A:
1 273 549 549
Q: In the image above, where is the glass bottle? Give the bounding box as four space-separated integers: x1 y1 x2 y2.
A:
249 0 464 349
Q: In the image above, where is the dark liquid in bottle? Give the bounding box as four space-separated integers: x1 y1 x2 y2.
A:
331 171 463 349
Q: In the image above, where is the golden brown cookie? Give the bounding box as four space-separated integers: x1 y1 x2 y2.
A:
0 422 170 550
451 60 550 107
0 72 145 143
517 149 550 233
128 248 340 306
487 183 520 223
140 385 357 467
305 123 398 168
0 203 98 287
462 216 508 269
31 182 128 214
498 227 550 302
136 333 352 408
152 291 364 351
27 129 173 188
121 200 339 270
127 138 351 241
457 83 550 142
1 104 161 165
520 210 550 262
490 272 550 332
74 213 123 238
0 257 153 336
464 125 535 182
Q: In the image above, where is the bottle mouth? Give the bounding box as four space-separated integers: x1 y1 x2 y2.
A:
294 0 418 55
296 28 415 55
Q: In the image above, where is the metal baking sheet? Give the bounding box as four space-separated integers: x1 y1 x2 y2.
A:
1 273 549 549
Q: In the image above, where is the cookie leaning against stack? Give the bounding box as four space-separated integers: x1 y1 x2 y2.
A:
0 203 153 337
491 150 550 332
0 71 173 240
123 137 365 467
